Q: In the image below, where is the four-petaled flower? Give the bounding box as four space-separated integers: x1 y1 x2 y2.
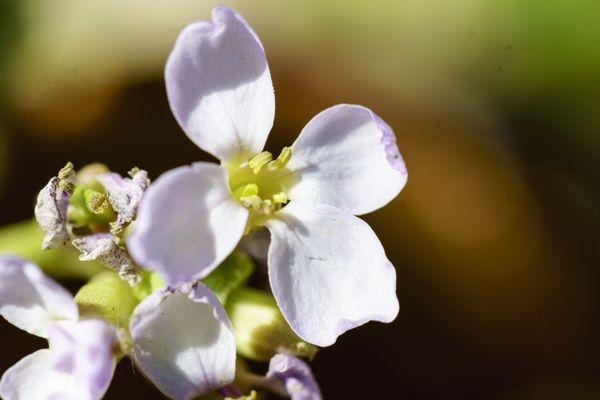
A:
128 6 407 346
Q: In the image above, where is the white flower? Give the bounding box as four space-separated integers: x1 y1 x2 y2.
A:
0 255 236 400
0 255 116 400
128 6 407 347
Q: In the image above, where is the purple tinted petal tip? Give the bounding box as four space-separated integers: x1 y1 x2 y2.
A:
268 354 322 400
372 113 407 173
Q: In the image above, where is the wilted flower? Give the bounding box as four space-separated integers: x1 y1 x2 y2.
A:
128 6 406 346
34 164 149 286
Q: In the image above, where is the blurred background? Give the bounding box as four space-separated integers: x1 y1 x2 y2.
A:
0 0 599 398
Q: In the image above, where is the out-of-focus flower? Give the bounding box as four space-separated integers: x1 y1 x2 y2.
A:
128 6 405 346
225 287 317 362
266 354 322 400
0 255 117 400
237 354 321 400
0 254 238 400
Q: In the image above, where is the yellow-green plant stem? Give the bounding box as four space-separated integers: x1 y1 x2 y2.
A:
0 218 102 279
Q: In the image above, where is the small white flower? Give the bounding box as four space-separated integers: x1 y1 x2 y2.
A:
0 255 116 400
128 6 407 346
0 255 236 400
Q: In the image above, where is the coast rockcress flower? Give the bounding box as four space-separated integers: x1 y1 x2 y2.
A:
0 255 117 400
128 6 407 347
0 255 236 400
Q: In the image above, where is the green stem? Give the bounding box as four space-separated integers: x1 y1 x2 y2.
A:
0 218 103 279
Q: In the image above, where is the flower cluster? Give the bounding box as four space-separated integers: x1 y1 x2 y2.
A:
0 6 407 400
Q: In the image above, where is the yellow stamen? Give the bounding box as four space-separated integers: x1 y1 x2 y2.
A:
272 192 288 204
248 151 273 174
269 146 292 169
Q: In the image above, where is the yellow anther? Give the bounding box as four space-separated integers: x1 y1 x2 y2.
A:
58 162 74 180
269 146 292 169
58 162 76 193
248 151 273 174
272 192 288 204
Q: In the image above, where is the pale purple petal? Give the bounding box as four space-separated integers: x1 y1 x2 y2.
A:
127 162 248 285
97 169 149 234
267 354 322 400
72 233 139 286
34 177 70 249
130 282 236 400
265 201 399 347
287 104 408 216
0 350 93 400
165 6 275 163
47 319 117 399
0 255 78 338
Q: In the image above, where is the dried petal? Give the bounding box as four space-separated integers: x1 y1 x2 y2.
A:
35 177 70 249
72 234 140 286
97 169 149 234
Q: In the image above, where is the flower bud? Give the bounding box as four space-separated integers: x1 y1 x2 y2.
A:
226 288 318 362
74 271 139 329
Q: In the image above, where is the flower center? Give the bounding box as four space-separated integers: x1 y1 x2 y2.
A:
227 147 295 230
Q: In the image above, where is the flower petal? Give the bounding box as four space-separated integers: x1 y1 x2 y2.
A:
287 104 407 215
97 168 149 234
73 233 140 286
130 282 236 400
0 255 78 338
47 319 117 399
265 201 399 346
127 163 248 284
0 350 95 400
267 354 322 400
165 6 275 163
34 177 70 249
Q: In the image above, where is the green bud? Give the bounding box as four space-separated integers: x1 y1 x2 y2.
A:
226 288 318 362
74 271 139 329
202 251 255 304
132 270 166 302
